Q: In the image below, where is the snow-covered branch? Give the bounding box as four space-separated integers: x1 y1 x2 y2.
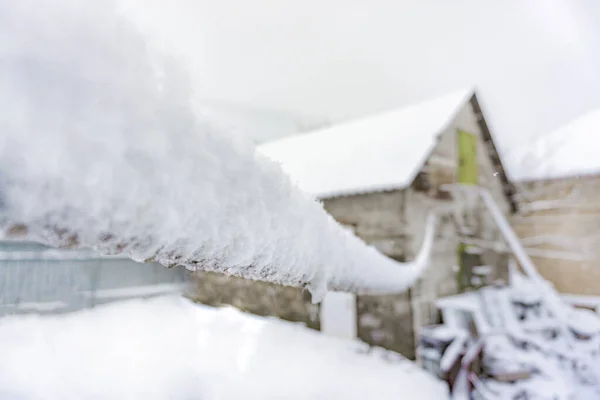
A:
0 0 436 301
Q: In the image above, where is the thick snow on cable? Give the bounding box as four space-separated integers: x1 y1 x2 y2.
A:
0 0 435 300
0 296 449 400
505 108 600 182
258 89 472 198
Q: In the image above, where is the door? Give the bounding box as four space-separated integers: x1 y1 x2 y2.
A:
456 130 479 291
457 130 478 185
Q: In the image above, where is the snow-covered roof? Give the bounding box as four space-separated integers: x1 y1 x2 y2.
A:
505 108 600 182
258 89 474 198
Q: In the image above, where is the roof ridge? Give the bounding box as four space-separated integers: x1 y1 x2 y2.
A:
259 88 473 148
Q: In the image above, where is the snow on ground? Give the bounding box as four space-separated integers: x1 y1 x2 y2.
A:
0 0 435 299
0 296 448 400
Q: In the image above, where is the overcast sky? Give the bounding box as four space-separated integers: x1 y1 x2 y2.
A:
119 0 600 160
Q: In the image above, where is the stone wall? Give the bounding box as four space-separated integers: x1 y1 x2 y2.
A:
322 188 458 359
357 291 415 358
188 271 321 329
323 190 408 258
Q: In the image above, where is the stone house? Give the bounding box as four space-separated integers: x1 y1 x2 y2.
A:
506 108 600 295
191 89 514 359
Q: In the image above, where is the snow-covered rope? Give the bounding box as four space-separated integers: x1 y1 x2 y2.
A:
0 0 437 301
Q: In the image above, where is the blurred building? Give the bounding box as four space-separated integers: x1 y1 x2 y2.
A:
506 108 600 295
191 89 515 359
0 239 189 316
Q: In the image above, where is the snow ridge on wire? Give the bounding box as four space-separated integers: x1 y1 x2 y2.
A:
0 0 435 300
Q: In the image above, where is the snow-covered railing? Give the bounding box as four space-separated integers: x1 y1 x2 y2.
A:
439 331 468 374
0 0 438 301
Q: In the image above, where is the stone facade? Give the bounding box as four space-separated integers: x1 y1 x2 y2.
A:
357 292 415 357
511 175 600 295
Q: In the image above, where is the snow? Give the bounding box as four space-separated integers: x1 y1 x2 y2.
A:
319 291 357 340
0 0 437 300
435 291 480 312
439 332 468 373
510 279 543 305
505 107 600 182
432 278 600 399
567 308 600 336
562 294 600 310
257 89 473 199
0 295 448 400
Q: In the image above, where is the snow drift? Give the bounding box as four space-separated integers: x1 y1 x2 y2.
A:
0 0 436 300
0 296 448 400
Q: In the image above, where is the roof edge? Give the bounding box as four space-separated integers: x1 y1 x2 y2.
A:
513 169 600 184
402 89 475 185
469 93 518 213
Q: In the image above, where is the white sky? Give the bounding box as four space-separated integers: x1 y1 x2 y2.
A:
119 0 600 159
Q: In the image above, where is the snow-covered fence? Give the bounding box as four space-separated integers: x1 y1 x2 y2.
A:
0 240 188 316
